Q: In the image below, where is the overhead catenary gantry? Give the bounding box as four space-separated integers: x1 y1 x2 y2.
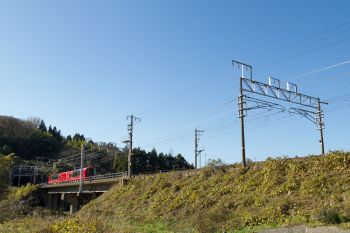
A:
233 60 328 167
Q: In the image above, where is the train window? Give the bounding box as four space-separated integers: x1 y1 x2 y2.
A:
72 170 80 177
86 168 95 177
51 174 59 180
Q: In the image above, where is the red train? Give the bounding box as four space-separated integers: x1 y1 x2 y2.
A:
48 167 96 184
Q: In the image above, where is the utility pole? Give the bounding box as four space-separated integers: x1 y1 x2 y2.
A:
79 143 84 193
317 98 326 155
33 167 37 184
17 166 21 187
194 129 204 169
8 169 12 186
124 114 141 178
233 60 251 168
239 77 247 167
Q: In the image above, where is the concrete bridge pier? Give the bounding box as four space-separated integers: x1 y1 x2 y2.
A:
40 174 128 213
52 194 59 211
42 192 102 214
69 198 79 214
42 195 52 209
68 193 81 214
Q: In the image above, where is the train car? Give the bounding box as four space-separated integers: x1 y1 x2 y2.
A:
48 167 96 184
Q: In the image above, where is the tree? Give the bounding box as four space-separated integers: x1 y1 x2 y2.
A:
174 154 192 169
112 147 192 174
147 148 158 172
113 151 127 172
27 117 41 129
73 133 85 141
48 125 53 134
38 120 47 132
207 158 226 168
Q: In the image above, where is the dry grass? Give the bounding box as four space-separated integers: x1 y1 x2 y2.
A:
3 151 350 232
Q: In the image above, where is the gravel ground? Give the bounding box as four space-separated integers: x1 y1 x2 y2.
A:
260 225 350 233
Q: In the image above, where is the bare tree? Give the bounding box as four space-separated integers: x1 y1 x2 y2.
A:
26 117 42 129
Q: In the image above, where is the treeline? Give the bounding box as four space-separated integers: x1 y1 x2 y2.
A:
114 148 193 174
0 115 193 177
0 116 93 161
0 116 64 160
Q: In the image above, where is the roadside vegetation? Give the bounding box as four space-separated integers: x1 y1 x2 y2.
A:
30 150 350 233
2 151 350 232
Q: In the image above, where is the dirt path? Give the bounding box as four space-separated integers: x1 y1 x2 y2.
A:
260 225 350 233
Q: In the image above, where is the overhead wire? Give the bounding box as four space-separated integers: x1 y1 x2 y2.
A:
263 26 350 62
263 20 350 58
282 60 350 82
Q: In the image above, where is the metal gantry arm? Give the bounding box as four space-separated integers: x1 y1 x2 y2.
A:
232 60 253 80
288 107 324 127
242 96 286 112
241 77 320 109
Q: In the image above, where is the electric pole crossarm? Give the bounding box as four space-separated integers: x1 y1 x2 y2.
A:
244 96 286 112
232 60 253 80
242 78 320 109
289 108 319 125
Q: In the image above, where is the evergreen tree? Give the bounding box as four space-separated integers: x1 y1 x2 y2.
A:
38 120 47 132
48 125 53 135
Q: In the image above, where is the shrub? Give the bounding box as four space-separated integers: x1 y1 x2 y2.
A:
14 183 40 200
173 184 181 192
160 181 172 190
317 208 343 224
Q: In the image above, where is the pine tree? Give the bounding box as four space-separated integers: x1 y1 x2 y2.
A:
38 120 47 132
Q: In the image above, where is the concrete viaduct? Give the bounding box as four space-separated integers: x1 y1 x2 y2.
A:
40 172 128 213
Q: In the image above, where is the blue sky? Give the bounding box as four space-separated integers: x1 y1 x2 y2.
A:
1 0 350 165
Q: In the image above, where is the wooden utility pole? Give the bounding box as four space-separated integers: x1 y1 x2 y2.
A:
317 98 326 155
194 129 204 169
125 115 141 178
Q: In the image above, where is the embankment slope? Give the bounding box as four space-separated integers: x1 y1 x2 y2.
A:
75 151 350 232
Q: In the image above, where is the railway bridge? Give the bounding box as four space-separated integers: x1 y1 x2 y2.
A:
40 172 128 213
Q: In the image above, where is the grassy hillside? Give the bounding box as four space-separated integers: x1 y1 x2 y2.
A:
3 151 350 233
71 151 350 232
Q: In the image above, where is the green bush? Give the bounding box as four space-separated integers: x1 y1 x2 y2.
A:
317 208 343 224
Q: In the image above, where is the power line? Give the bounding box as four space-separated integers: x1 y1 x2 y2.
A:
263 27 350 61
261 20 350 60
283 60 350 81
266 36 350 65
139 109 234 147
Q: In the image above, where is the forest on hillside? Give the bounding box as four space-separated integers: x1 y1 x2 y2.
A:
0 115 193 186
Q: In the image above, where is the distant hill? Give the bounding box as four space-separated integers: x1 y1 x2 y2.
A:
0 116 64 160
